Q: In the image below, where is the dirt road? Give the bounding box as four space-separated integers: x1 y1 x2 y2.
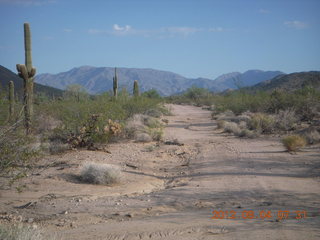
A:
1 105 319 239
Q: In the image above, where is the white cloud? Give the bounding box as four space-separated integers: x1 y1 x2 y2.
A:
112 24 132 35
284 20 308 29
63 28 72 33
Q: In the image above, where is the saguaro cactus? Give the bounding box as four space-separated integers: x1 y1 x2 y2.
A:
16 23 36 134
113 67 118 99
133 80 140 97
9 81 15 121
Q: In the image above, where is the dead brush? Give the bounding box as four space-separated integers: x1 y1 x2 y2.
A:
80 162 121 185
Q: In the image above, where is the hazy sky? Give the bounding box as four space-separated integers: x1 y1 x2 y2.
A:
0 0 319 79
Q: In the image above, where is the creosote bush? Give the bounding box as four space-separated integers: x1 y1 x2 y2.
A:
282 135 307 152
80 162 121 185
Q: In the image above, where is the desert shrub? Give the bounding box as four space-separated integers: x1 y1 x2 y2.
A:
299 127 320 144
0 126 39 174
143 116 163 129
148 128 163 141
275 109 298 131
48 141 70 154
238 129 256 138
35 94 163 149
141 89 162 99
249 113 275 133
135 133 152 142
34 114 62 134
167 87 215 106
0 223 59 240
80 162 121 185
144 108 163 118
124 115 146 138
223 122 241 135
216 120 226 129
282 135 307 152
238 121 247 129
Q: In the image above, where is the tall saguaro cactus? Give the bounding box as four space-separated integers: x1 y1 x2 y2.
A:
16 23 36 134
9 81 15 121
133 80 140 97
113 67 118 99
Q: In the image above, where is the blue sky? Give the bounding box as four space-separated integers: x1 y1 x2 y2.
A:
0 0 319 79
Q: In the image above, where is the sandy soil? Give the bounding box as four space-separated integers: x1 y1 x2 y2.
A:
1 104 319 240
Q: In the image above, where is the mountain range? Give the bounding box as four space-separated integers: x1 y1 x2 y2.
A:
34 66 283 96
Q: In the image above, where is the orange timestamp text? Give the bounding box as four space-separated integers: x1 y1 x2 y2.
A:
211 210 307 220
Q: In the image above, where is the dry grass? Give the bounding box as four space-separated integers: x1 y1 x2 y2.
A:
282 135 307 152
80 162 121 185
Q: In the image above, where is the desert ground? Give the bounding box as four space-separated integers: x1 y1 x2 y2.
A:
1 104 319 240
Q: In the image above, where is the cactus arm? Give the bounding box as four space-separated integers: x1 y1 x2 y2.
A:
24 23 33 72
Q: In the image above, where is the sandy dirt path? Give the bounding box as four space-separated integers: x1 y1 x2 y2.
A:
1 104 319 239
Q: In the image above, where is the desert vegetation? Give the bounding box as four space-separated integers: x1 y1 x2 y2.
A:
167 85 320 150
0 23 168 187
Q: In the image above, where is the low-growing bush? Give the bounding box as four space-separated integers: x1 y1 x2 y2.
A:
223 122 241 136
80 162 121 185
249 113 275 134
144 108 162 118
275 109 298 131
238 129 256 138
0 127 39 174
135 132 152 142
216 120 226 129
282 135 307 152
299 127 320 144
148 128 163 141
